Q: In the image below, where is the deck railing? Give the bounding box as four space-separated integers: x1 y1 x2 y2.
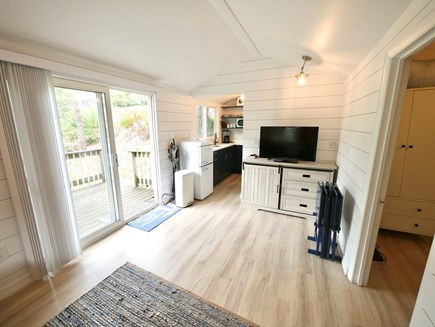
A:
65 149 153 190
65 149 104 190
130 151 152 188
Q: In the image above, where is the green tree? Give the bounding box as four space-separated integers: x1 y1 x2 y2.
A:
111 90 147 108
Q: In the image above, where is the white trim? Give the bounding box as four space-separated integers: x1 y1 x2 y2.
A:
0 40 161 94
355 26 435 285
149 94 162 203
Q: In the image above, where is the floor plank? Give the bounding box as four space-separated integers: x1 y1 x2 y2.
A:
0 174 432 327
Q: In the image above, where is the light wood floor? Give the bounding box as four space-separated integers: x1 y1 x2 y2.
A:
0 174 432 327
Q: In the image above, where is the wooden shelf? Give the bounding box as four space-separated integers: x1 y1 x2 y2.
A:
221 105 243 109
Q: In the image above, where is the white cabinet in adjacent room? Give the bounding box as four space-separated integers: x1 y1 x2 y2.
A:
381 87 435 236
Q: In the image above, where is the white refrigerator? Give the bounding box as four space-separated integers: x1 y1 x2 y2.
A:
179 141 214 200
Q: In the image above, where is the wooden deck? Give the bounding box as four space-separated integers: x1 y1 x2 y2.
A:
72 179 154 238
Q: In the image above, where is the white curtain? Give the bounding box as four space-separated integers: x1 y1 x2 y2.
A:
0 61 81 274
0 64 46 279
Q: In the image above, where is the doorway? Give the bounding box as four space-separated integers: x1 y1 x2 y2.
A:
54 79 157 243
362 37 435 285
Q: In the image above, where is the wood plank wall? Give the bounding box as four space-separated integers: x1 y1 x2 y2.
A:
337 0 435 280
155 86 221 201
193 58 344 161
0 146 32 301
155 87 196 201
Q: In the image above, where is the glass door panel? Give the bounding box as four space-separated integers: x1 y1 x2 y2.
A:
55 87 119 239
109 90 155 219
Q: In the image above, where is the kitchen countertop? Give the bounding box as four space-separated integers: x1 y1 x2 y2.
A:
243 157 337 171
212 143 241 151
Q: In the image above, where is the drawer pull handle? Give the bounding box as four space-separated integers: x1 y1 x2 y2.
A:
299 204 308 208
301 188 309 192
302 174 311 178
417 208 422 212
414 223 419 227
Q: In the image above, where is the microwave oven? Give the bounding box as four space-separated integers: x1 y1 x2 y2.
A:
236 118 243 128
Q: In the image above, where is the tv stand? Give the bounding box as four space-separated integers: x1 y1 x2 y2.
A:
273 158 298 163
241 158 337 219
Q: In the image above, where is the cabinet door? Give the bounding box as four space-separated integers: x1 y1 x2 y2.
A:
401 89 435 201
223 146 234 176
234 145 243 174
213 152 223 185
241 164 280 209
386 90 413 197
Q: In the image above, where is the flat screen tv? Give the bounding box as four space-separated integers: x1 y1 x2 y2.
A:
259 126 319 162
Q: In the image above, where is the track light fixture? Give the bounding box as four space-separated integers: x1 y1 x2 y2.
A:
294 55 312 87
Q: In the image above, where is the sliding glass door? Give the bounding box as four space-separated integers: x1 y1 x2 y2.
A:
55 85 120 239
53 80 157 243
109 90 155 220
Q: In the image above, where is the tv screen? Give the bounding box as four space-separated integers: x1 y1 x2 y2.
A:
259 126 319 162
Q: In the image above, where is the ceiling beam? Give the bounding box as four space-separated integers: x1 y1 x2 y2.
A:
208 0 262 58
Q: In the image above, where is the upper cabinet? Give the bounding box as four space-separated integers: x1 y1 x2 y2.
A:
381 87 435 236
387 88 435 201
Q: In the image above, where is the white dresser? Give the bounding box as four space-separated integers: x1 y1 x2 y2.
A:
381 87 435 236
241 158 336 219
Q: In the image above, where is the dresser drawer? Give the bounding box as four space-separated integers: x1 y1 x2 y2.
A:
282 180 317 199
283 168 331 183
384 198 435 220
280 196 316 215
380 213 435 236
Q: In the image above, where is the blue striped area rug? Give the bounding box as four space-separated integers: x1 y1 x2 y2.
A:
44 262 258 326
128 203 180 232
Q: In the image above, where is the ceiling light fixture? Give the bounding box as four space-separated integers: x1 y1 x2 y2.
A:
294 55 312 87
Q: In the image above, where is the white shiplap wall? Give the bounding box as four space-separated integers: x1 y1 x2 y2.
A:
337 0 435 281
155 87 196 200
193 59 344 162
155 86 221 200
0 146 31 301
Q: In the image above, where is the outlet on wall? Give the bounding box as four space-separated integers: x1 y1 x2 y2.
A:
329 141 339 149
0 244 9 261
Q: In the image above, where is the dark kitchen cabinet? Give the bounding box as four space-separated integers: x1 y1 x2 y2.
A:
234 145 242 174
213 146 235 185
213 151 223 185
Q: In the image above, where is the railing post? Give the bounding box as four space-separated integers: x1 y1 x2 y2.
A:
65 148 105 190
131 151 139 187
129 150 152 188
97 149 105 183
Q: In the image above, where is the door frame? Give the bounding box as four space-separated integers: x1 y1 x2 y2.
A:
53 78 124 246
53 78 161 246
355 27 435 285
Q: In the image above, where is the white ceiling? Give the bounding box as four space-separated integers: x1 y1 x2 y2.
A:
0 0 413 94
